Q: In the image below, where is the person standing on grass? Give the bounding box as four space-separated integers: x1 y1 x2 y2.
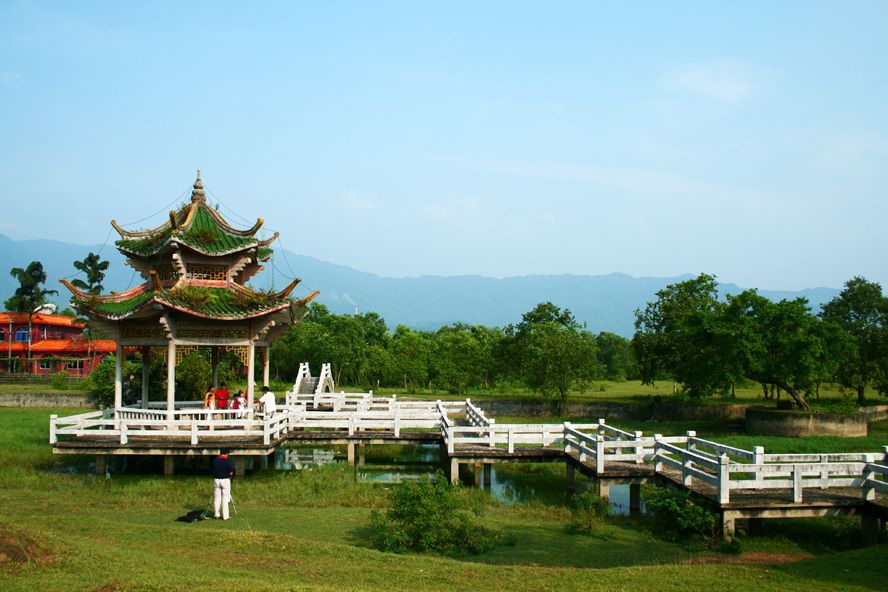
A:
212 449 235 520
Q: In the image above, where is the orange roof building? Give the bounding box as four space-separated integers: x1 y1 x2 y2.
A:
1 312 116 375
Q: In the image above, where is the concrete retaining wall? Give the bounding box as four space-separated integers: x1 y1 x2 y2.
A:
475 399 750 421
745 407 868 437
0 392 92 408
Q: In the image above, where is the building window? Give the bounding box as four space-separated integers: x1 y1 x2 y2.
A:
66 360 84 370
0 329 4 341
39 360 51 370
15 328 30 342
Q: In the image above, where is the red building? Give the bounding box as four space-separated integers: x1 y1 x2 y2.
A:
0 312 116 376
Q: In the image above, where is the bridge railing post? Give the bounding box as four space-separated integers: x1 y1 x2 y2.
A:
718 453 731 504
507 425 514 453
49 414 58 444
596 434 605 474
819 454 829 489
753 446 765 488
685 430 696 451
864 465 876 501
120 420 128 445
597 418 606 437
562 422 571 454
634 431 644 464
488 419 496 448
191 419 198 445
446 425 454 454
654 434 663 473
792 465 803 503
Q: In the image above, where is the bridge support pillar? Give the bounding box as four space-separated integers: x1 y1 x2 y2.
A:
358 443 366 467
861 512 883 546
234 457 245 477
163 456 175 476
474 462 482 486
629 483 641 515
95 455 106 476
347 443 356 467
566 463 576 492
596 480 610 501
720 510 738 540
483 464 492 490
449 458 460 483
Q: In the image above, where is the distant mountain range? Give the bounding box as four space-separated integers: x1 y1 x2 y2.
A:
0 233 840 337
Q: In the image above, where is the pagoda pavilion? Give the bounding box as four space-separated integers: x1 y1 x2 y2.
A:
62 172 317 419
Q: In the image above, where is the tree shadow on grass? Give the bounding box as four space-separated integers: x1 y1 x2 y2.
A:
770 545 886 592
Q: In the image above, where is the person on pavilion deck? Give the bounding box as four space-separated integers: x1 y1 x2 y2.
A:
212 449 235 520
203 386 217 410
258 385 276 416
216 383 230 410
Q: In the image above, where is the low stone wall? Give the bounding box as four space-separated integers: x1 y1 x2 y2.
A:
745 407 868 437
0 392 92 408
475 399 750 421
861 405 888 423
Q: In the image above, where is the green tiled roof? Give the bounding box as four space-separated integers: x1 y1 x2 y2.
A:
115 204 262 257
80 290 154 318
159 287 289 318
73 286 291 321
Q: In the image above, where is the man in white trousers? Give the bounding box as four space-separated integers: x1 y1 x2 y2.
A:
212 449 235 520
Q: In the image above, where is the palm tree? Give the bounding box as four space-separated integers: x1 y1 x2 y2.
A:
71 252 110 295
5 262 58 372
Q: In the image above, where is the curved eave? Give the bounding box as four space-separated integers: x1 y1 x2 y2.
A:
199 204 264 237
171 236 261 257
156 298 292 321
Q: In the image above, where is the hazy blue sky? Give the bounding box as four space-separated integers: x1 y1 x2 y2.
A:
1 1 886 291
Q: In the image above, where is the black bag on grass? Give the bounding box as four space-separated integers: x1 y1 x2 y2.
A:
176 509 208 523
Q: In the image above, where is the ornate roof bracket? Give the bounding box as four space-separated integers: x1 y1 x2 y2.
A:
171 250 187 279
159 313 176 339
169 211 179 232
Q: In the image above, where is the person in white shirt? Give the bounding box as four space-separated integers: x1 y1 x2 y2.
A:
258 385 276 416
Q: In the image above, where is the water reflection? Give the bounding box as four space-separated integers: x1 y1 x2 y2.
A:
274 445 646 513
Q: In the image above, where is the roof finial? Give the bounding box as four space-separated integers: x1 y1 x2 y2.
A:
191 169 206 203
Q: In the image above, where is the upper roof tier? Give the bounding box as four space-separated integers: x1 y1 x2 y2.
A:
112 172 278 259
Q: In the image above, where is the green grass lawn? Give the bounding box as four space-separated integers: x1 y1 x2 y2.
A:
1 407 885 591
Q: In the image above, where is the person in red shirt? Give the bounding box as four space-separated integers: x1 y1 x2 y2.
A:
215 383 230 410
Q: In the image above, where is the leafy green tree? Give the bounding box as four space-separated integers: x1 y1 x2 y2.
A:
502 302 598 408
390 325 432 391
71 252 109 295
634 275 849 409
5 261 58 371
633 275 732 399
176 352 212 400
820 277 888 403
595 332 637 381
432 325 485 394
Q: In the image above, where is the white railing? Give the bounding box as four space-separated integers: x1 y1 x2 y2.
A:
50 398 888 508
50 407 289 446
864 463 888 500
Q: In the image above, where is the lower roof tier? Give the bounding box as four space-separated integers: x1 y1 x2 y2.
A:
62 281 317 322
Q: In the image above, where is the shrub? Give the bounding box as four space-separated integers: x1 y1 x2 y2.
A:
370 471 512 556
49 371 70 391
642 485 733 551
86 355 141 407
566 490 611 535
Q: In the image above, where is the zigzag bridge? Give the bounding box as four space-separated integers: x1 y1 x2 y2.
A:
50 364 888 541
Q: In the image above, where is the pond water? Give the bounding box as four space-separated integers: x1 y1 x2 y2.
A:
275 444 646 514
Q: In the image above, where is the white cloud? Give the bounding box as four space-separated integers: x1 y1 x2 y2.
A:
665 61 753 102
